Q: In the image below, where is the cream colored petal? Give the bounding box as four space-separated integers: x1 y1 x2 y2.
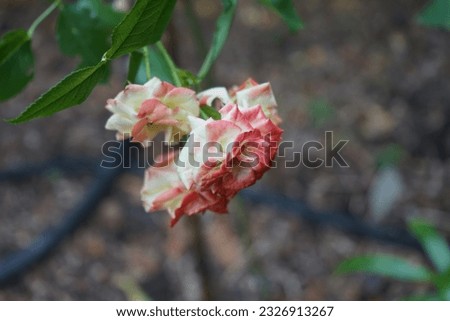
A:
163 87 200 116
143 77 164 96
197 87 231 106
236 82 280 124
105 114 134 134
141 159 185 214
236 83 276 108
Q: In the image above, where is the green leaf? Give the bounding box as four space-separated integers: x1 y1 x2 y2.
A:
137 45 177 84
440 285 450 301
336 255 433 282
417 0 450 30
8 62 108 123
0 39 34 101
0 30 34 101
134 45 176 84
408 218 450 273
57 0 124 67
148 44 177 83
200 106 221 120
197 0 237 81
0 29 29 65
260 0 304 31
105 0 177 60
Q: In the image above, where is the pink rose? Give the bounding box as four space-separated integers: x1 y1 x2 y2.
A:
174 104 282 224
197 78 282 125
105 77 199 144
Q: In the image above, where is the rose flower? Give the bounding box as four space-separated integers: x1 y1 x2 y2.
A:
141 103 283 226
105 77 199 144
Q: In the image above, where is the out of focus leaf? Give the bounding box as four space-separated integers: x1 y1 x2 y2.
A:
0 30 34 101
368 166 404 221
376 143 406 168
260 0 304 31
57 0 124 67
197 0 237 81
432 269 450 300
0 29 29 65
105 0 177 59
8 62 108 123
417 0 450 30
308 98 335 127
0 39 34 101
114 274 151 301
336 255 433 282
409 219 450 273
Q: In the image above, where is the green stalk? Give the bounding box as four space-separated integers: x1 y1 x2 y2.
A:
28 0 61 37
197 0 237 82
142 47 151 80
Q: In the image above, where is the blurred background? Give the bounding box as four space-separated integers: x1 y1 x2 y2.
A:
0 0 449 300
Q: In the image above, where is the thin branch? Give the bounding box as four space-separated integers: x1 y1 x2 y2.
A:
28 0 60 37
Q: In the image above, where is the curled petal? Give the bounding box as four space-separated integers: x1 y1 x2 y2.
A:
171 189 229 227
219 103 253 132
228 78 259 98
236 82 281 125
138 99 179 126
240 105 283 140
197 87 231 106
164 87 199 116
223 166 256 192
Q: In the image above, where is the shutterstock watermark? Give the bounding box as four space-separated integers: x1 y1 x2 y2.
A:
100 131 349 169
278 131 349 168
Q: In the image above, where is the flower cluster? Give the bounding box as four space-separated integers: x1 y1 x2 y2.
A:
105 77 283 226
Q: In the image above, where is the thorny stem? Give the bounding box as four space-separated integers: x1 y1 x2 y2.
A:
28 0 60 37
190 215 213 300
